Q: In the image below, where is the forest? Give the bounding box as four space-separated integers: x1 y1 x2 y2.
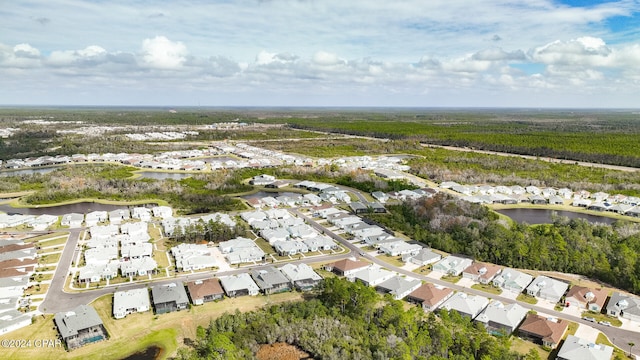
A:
175 277 539 360
366 193 640 295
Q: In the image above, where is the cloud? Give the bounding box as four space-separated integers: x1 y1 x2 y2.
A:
472 48 526 61
14 43 41 58
141 36 188 69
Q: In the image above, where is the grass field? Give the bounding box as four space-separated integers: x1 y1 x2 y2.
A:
510 337 550 359
471 283 503 295
516 293 538 305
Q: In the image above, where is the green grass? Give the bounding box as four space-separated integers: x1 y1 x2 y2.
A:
471 283 503 295
375 254 405 268
412 265 432 276
254 238 275 255
516 293 538 305
566 322 579 337
441 275 462 284
510 337 550 359
580 311 623 327
37 236 68 247
38 253 61 264
596 333 628 359
24 233 68 243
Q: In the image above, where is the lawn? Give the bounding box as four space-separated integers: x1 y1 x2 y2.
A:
580 311 623 327
153 249 170 268
441 275 462 284
0 291 304 360
254 238 275 255
25 233 68 243
516 293 538 305
471 283 503 295
596 333 628 358
37 236 69 247
510 337 550 359
375 254 405 268
412 266 432 276
38 253 61 264
24 284 49 296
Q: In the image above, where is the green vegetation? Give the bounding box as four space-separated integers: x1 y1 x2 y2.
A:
580 311 623 327
471 283 503 295
366 193 640 295
177 277 528 360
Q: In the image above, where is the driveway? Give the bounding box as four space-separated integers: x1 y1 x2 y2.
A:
573 323 600 343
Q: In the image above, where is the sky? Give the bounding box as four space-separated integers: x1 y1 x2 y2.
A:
1 0 640 108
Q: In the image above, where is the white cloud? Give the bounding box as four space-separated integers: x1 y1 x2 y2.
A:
14 43 41 58
141 36 187 69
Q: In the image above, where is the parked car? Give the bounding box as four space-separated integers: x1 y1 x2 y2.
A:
598 321 611 326
582 317 596 322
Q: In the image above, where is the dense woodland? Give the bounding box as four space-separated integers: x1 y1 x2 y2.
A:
175 278 538 360
367 193 640 295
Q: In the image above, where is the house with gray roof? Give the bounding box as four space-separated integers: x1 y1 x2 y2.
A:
492 268 533 293
151 282 189 314
525 276 569 303
606 292 640 322
251 267 291 294
376 276 422 300
61 213 84 228
556 335 613 360
439 293 489 320
219 273 260 297
403 248 442 266
0 309 32 336
113 288 151 319
432 255 473 276
278 263 322 290
475 301 528 335
0 276 30 299
302 235 336 252
54 304 108 350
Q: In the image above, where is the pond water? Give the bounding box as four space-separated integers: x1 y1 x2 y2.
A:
496 208 618 225
120 345 163 360
0 167 60 177
136 171 193 180
0 202 155 216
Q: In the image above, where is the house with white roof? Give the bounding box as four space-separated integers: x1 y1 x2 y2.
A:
27 214 58 231
439 292 489 320
432 255 473 276
287 224 318 239
302 235 336 252
403 248 442 266
219 273 260 297
378 240 422 257
492 268 533 293
526 276 569 303
131 207 152 222
120 257 158 277
170 243 217 271
376 276 422 300
84 247 118 266
113 288 151 319
119 222 149 241
151 206 173 219
121 243 153 260
77 261 119 283
0 309 33 335
278 263 322 290
61 213 84 228
352 266 395 287
274 240 308 256
556 335 613 360
475 301 528 335
108 209 130 225
260 228 290 245
218 237 265 264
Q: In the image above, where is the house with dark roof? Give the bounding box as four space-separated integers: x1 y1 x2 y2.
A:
517 314 568 349
278 263 322 291
151 282 189 314
54 305 108 350
564 286 608 312
325 258 370 279
186 278 224 305
406 283 454 312
251 267 292 294
462 262 502 284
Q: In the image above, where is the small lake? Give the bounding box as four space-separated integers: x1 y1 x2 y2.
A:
0 167 60 177
0 202 155 216
136 171 193 180
497 208 618 225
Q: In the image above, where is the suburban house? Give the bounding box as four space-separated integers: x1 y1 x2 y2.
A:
375 276 422 300
249 174 276 186
77 261 119 284
0 309 32 336
475 301 528 335
492 268 533 293
108 209 130 225
251 267 292 294
119 257 158 278
352 266 395 287
432 255 473 276
113 288 151 319
402 248 441 266
152 206 173 219
54 305 109 350
517 314 568 349
406 283 454 312
606 292 640 322
349 202 369 214
525 276 569 303
61 213 84 228
170 243 217 272
186 278 224 305
564 286 608 312
438 293 490 320
151 283 189 314
218 237 265 265
556 335 613 360
377 240 422 257
462 262 502 284
278 263 322 290
325 258 371 279
219 273 260 297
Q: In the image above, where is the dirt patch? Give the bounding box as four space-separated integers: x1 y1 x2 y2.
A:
256 343 313 360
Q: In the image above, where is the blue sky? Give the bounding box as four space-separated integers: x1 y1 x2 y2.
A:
1 0 639 107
